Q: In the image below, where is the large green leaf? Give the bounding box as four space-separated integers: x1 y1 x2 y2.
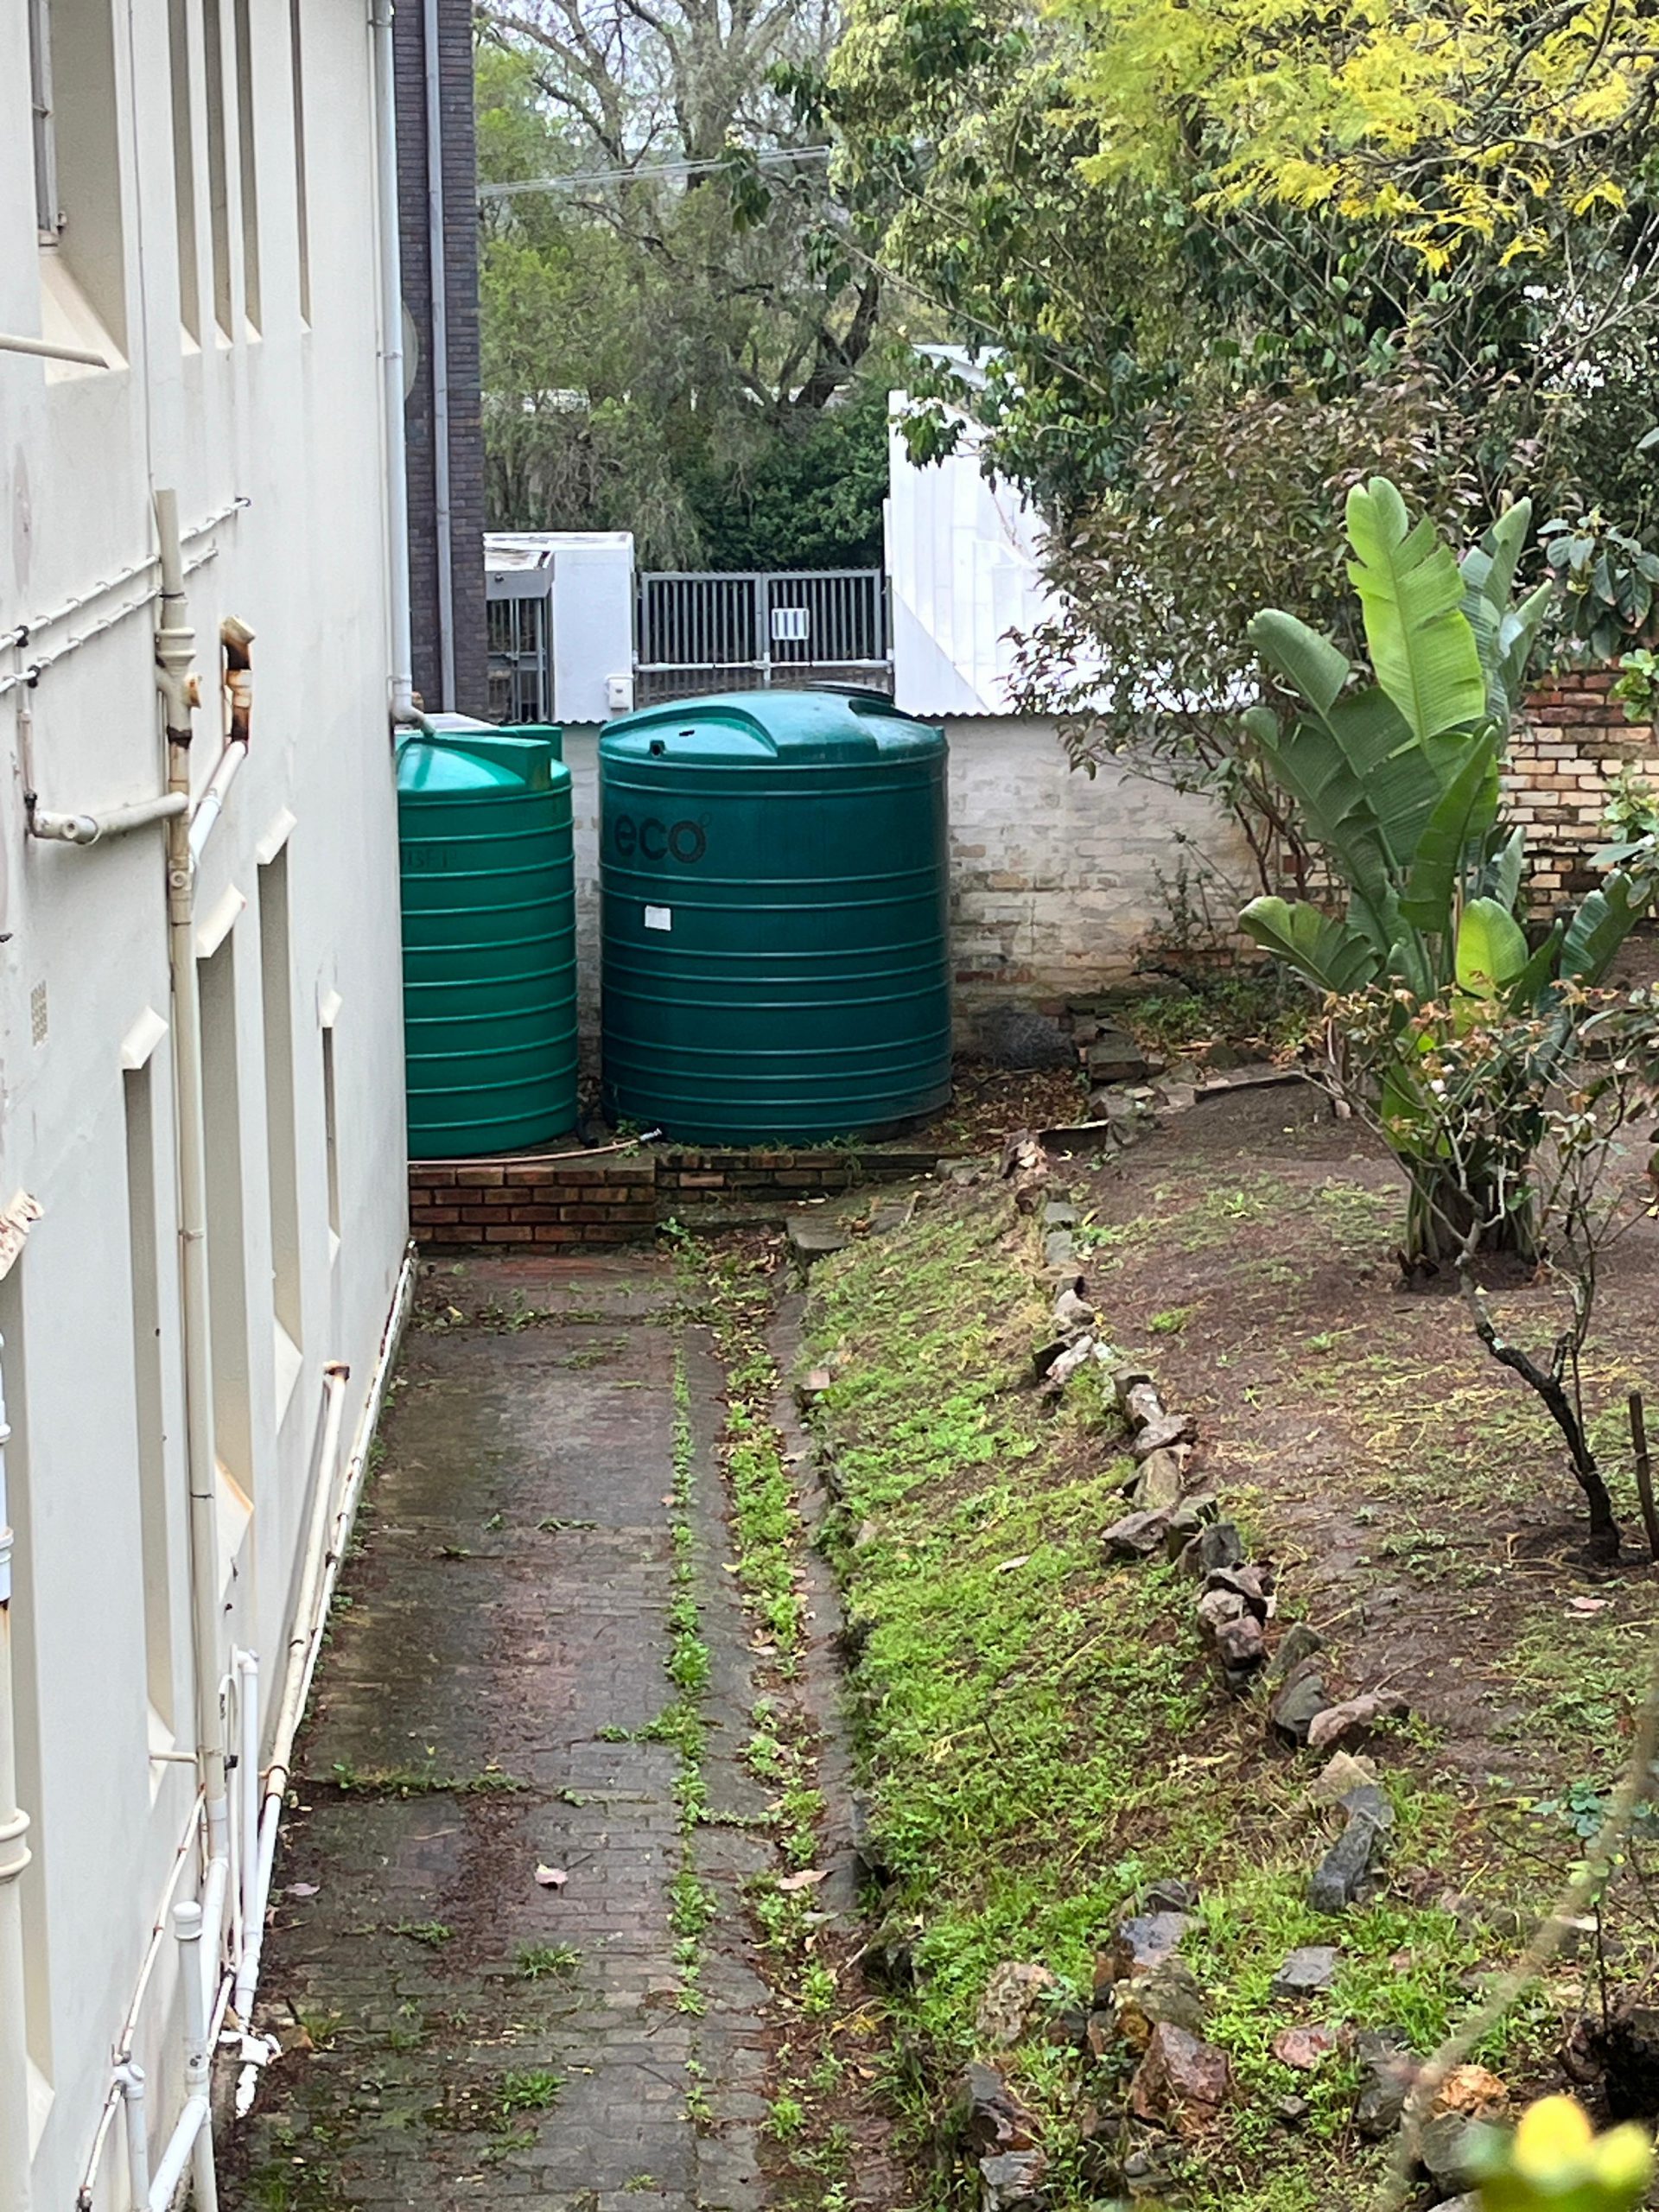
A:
1480 824 1527 916
1400 734 1502 932
1505 919 1564 1012
1248 610 1351 715
1239 897 1382 993
1324 685 1457 872
1252 712 1397 948
1460 499 1532 615
1560 869 1653 982
1345 478 1487 745
1455 896 1530 996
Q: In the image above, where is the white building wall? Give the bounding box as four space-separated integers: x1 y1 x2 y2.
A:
886 406 1253 1024
0 3 408 2206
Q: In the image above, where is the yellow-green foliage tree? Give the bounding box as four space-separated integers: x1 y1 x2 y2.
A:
1472 2095 1652 2210
1057 0 1657 266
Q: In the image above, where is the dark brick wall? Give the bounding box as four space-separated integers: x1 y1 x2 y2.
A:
394 0 488 718
409 1147 947 1248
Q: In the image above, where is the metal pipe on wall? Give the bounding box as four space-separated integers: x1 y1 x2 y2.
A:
423 0 456 712
370 0 429 730
154 485 234 1975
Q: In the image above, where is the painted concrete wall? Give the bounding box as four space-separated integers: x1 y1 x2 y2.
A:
563 718 1251 1047
0 3 409 2205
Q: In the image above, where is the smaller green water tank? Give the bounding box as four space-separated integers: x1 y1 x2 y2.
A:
397 726 577 1157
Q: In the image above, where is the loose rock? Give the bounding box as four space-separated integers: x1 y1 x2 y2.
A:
1308 1751 1380 1803
1115 1958 1206 2050
1052 1287 1096 1333
1114 1368 1164 1430
1043 1230 1077 1270
1128 2021 1230 2124
1269 1671 1331 1747
1268 1622 1325 1678
1103 1510 1174 1560
976 1004 1077 1071
1132 1409 1198 1461
1308 1789 1390 1914
1102 1910 1191 1983
978 2149 1049 2212
1144 1878 1200 1911
1353 2030 1418 2139
955 2063 1039 2156
1179 1522 1243 1579
1214 1614 1268 1675
1271 1945 1338 1998
1271 2025 1338 2071
1418 2112 1495 2190
1196 1587 1247 1639
1205 1562 1270 1616
1039 1338 1097 1396
1133 1447 1187 1513
1041 1199 1079 1229
1306 1691 1410 1754
1161 1497 1219 1559
976 1962 1059 2050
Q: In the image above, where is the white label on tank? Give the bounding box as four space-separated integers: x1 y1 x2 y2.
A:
644 905 672 931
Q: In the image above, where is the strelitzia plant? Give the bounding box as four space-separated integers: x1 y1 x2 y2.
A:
1239 479 1656 1265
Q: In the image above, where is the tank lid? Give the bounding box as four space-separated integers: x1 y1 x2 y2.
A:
600 689 943 765
397 728 568 796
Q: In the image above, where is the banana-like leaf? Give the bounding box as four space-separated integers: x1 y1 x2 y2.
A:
1386 930 1437 997
1248 610 1351 715
1505 919 1564 1012
1252 713 1398 948
1496 580 1554 709
1400 734 1502 931
1560 868 1654 982
1480 823 1527 915
1240 897 1382 992
1460 499 1532 614
1345 478 1487 745
1455 896 1530 996
1325 685 1465 870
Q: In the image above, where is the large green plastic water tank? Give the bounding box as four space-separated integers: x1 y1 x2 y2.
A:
397 725 577 1156
600 689 950 1141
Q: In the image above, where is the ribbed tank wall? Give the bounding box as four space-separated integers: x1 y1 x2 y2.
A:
397 728 578 1156
600 690 950 1141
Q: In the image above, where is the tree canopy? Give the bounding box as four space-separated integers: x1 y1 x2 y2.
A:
474 10 897 569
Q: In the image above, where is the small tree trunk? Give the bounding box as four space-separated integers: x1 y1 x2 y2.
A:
1405 1165 1539 1273
1459 1262 1622 1564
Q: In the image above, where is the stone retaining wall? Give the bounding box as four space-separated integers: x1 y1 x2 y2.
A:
409 1145 944 1248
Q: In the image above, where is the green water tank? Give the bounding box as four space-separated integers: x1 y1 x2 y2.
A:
600 689 950 1141
397 726 577 1157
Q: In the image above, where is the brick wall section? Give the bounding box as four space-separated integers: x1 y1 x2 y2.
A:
410 1148 944 1248
1510 672 1658 904
394 0 488 717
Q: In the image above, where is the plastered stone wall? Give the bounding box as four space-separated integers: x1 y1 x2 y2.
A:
944 716 1257 1023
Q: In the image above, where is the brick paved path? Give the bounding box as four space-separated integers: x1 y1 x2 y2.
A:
226 1255 774 2212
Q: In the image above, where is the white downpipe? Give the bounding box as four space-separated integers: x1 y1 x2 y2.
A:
423 0 455 712
0 329 106 368
26 791 188 844
187 741 247 866
115 2067 149 2212
233 1260 413 2040
234 1651 259 1966
0 1344 34 2212
370 0 426 730
155 483 234 2024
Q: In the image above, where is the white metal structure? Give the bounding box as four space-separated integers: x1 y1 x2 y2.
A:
484 531 635 724
0 5 412 2210
884 399 1058 718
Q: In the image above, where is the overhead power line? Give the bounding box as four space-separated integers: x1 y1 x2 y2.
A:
478 143 830 199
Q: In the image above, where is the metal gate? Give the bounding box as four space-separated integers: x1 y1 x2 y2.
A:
634 569 890 705
485 562 552 724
